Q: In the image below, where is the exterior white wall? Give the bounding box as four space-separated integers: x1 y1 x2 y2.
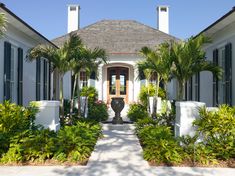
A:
0 24 51 106
67 5 80 33
157 6 169 34
200 21 235 106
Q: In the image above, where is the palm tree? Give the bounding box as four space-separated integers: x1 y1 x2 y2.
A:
170 35 222 100
69 37 107 117
27 37 73 121
138 45 172 118
0 13 7 36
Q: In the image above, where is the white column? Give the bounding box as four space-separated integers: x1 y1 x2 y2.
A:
175 101 205 137
96 65 103 100
133 67 141 102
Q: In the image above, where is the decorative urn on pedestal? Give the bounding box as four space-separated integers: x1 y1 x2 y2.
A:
111 97 125 124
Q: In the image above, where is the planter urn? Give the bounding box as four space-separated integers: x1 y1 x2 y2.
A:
111 97 125 124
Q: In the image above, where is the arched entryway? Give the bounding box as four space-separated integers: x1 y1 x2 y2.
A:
107 67 129 104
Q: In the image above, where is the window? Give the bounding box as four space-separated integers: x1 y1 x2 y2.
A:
80 71 87 88
218 47 226 104
213 43 232 106
9 46 17 103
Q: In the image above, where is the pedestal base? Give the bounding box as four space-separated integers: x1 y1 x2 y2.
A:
112 116 123 124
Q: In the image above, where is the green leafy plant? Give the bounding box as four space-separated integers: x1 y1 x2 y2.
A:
194 105 235 160
127 103 149 122
0 101 38 156
139 84 166 109
137 125 183 165
80 86 98 103
87 100 108 122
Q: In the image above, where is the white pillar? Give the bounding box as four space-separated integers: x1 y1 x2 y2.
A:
34 101 60 131
96 65 103 100
133 68 141 102
175 101 205 137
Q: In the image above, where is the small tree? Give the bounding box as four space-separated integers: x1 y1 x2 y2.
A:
138 44 172 118
170 35 222 100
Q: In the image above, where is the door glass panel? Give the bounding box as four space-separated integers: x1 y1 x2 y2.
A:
109 73 116 95
120 74 126 95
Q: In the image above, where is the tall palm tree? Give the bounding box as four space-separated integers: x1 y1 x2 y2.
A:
69 39 107 117
138 45 171 118
27 37 74 121
0 13 7 36
170 35 222 100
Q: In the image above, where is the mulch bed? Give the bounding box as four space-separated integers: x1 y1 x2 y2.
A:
148 158 235 168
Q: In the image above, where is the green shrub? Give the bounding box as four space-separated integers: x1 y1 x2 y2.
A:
80 86 98 103
193 105 235 160
137 125 183 165
127 103 149 122
139 84 166 108
0 101 38 156
57 120 102 162
88 100 108 122
1 129 57 163
135 117 157 132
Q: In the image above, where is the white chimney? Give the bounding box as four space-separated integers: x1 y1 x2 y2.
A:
67 4 80 33
157 6 169 34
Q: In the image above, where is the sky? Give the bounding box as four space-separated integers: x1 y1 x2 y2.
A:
1 0 235 40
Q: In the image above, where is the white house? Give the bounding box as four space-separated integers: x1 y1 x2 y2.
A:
0 3 57 106
186 7 235 107
53 4 179 104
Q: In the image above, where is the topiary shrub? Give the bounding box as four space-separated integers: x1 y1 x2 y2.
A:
127 103 149 122
139 84 166 108
87 100 108 122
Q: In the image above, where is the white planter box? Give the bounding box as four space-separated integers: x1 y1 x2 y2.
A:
34 101 60 131
74 96 88 118
149 97 162 114
175 101 205 137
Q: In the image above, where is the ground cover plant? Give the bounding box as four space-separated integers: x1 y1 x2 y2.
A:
0 101 102 165
135 105 235 167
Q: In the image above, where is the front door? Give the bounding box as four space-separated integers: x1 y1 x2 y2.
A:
107 67 129 104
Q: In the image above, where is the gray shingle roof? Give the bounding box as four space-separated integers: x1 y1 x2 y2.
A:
52 20 179 54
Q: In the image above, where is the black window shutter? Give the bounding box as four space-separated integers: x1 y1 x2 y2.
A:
36 58 41 101
48 62 51 100
4 42 11 101
197 72 200 102
188 77 193 100
225 43 232 106
17 48 23 105
43 60 48 100
213 49 219 106
90 71 96 80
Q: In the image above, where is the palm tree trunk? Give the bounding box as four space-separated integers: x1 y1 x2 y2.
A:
77 71 81 118
59 74 64 124
152 76 160 118
178 80 185 101
70 74 78 118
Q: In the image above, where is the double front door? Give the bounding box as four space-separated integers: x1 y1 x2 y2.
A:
107 67 129 104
